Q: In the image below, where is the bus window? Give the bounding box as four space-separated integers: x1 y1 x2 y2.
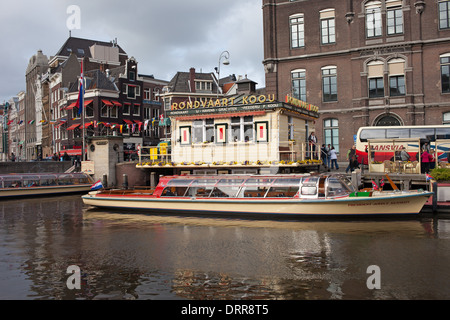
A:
436 127 450 140
386 128 410 139
410 128 435 142
359 129 386 142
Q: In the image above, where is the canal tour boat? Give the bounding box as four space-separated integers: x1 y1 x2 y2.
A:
82 174 433 217
0 172 95 198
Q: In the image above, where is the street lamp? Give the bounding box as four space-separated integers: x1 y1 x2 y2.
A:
215 50 230 97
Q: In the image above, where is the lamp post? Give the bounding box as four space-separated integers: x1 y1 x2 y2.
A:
215 51 230 97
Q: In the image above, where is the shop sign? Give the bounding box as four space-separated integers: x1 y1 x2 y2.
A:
170 94 276 110
285 95 319 113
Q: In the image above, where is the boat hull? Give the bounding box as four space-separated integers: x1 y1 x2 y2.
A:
1 185 92 198
82 191 433 217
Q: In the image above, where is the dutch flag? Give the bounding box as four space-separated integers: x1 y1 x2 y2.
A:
426 174 434 181
91 180 103 191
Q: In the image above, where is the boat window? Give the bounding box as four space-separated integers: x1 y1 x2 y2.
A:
2 178 23 188
57 174 73 185
300 176 319 196
167 179 194 187
217 179 245 186
326 177 352 198
272 178 301 186
40 175 58 186
161 186 188 197
22 176 40 187
208 178 243 197
266 186 299 198
237 178 273 198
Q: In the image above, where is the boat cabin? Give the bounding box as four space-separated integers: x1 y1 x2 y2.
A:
0 173 93 189
155 175 354 199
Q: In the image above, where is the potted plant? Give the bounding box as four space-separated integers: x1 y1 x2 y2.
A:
430 168 450 202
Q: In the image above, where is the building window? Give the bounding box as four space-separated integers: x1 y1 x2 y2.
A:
441 54 450 93
231 116 253 142
323 119 339 153
193 119 215 143
389 76 405 96
366 1 382 38
195 81 213 93
86 103 94 118
443 112 450 124
369 78 384 98
322 66 337 102
320 9 335 44
133 104 140 116
368 60 385 98
123 103 131 115
375 114 401 126
439 0 450 29
144 89 151 100
291 69 306 101
101 101 110 117
290 14 305 48
387 3 403 35
388 58 406 96
110 105 118 118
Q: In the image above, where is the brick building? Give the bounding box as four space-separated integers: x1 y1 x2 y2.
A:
262 0 450 159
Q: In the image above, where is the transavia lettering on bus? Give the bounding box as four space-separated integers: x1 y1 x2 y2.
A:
364 144 405 151
171 94 276 110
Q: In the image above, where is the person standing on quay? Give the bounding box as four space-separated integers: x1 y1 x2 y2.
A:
421 149 433 174
321 144 329 170
308 132 317 159
329 146 339 170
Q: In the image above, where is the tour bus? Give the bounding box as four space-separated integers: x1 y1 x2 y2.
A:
355 125 450 164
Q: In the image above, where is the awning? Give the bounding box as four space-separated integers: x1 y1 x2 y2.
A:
84 100 93 106
112 101 122 107
102 100 113 106
65 102 77 110
83 122 92 128
175 111 266 121
67 124 80 130
123 119 134 125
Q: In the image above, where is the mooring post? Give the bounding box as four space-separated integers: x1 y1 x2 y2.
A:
102 174 108 189
123 174 128 190
432 181 438 214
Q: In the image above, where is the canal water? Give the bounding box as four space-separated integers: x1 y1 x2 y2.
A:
1 194 449 301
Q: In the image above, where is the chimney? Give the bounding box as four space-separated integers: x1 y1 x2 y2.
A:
190 67 196 93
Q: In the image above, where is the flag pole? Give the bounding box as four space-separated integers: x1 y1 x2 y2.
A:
81 59 85 162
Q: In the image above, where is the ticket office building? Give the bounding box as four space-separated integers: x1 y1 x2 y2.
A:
167 95 319 166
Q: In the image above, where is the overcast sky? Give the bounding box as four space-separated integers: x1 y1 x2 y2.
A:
0 0 265 103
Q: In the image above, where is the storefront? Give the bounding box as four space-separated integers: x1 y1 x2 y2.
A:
166 94 319 167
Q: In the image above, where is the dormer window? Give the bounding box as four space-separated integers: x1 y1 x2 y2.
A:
195 80 213 93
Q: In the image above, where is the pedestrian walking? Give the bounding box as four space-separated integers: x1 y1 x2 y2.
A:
329 146 339 170
346 145 358 173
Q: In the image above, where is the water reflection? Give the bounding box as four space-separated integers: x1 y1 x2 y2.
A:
0 195 449 299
